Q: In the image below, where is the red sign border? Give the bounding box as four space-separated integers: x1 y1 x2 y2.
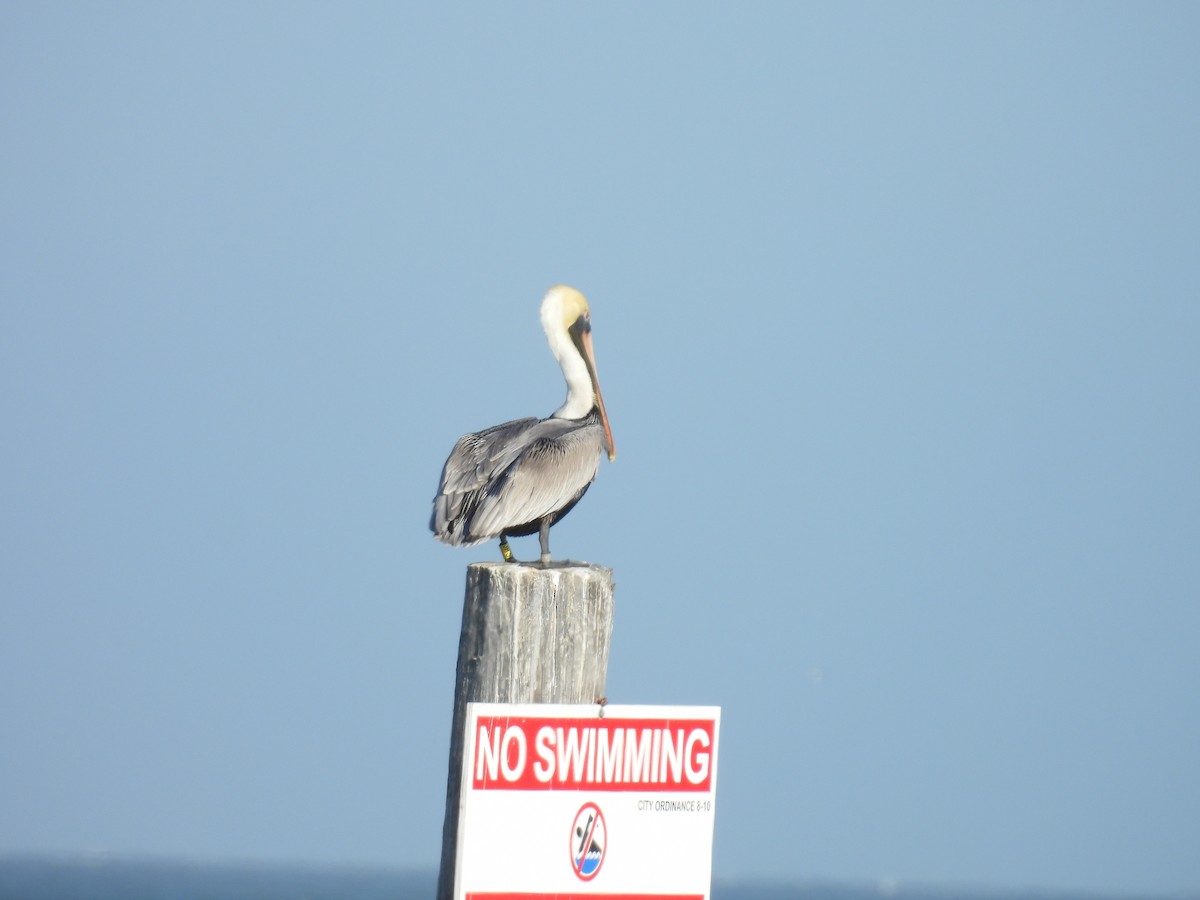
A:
468 895 704 900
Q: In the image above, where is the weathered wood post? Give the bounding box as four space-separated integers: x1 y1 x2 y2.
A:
436 561 615 900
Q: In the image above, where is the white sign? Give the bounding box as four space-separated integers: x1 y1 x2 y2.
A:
453 702 721 900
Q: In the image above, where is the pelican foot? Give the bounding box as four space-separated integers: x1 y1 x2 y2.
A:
509 556 592 569
523 558 590 569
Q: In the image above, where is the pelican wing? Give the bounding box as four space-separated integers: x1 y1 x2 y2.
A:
466 419 604 541
431 415 605 546
431 416 541 544
437 417 542 496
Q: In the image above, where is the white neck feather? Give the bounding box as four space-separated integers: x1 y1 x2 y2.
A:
542 297 594 420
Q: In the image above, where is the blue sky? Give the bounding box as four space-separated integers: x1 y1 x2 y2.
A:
2 2 1198 894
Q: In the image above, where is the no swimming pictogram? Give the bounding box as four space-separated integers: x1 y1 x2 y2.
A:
569 801 606 881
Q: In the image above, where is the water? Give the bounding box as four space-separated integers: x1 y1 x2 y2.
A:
0 857 431 900
0 856 1190 900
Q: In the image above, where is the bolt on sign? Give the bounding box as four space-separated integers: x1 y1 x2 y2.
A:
452 702 721 900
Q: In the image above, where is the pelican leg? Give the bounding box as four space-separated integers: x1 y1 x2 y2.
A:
499 535 516 562
538 518 552 566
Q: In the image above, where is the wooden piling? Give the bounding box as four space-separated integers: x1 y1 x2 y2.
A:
436 561 615 900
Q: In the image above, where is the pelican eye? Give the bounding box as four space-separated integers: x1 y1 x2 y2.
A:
568 314 591 338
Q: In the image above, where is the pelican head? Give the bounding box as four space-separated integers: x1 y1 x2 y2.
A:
541 285 616 461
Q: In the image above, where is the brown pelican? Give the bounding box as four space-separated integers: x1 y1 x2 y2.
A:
430 285 616 565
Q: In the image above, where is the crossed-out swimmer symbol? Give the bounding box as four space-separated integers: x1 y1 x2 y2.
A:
570 802 606 881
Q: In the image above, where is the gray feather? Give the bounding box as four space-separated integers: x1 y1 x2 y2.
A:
431 412 606 546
